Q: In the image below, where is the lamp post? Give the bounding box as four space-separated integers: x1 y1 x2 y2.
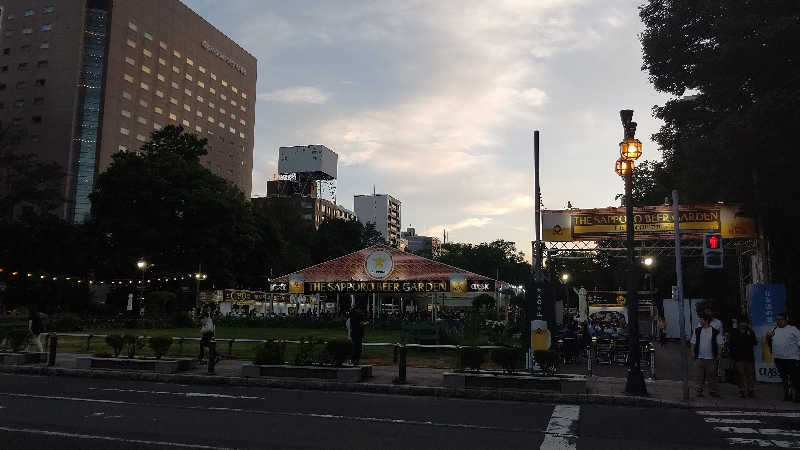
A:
643 256 655 336
616 109 647 396
136 259 147 315
561 273 570 314
194 266 207 313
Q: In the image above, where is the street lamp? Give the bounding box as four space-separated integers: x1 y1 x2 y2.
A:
194 270 207 312
616 109 647 396
560 273 570 318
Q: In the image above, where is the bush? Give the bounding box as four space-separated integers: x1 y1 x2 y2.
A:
144 291 177 316
50 313 84 332
534 350 560 374
491 347 521 374
122 334 141 358
254 340 286 365
105 334 124 357
294 337 319 365
148 336 173 359
169 311 194 328
458 346 484 371
93 352 112 358
7 329 30 352
324 339 352 367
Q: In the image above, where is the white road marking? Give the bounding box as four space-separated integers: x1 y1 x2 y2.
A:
705 417 764 424
726 438 800 448
90 387 261 400
0 392 534 434
0 425 235 449
697 411 800 418
540 405 580 450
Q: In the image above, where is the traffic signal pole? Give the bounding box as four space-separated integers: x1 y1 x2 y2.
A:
672 190 689 402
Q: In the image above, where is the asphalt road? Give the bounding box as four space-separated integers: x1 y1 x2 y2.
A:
0 373 798 449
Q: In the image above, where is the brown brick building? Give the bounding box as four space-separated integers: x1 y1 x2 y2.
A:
0 0 256 222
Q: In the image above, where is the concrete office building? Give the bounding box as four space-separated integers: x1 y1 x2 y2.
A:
354 193 401 244
0 0 256 222
402 227 441 259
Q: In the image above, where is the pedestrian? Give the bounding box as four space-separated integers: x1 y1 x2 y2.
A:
348 308 367 366
27 305 44 353
657 317 667 346
729 316 758 398
198 305 215 361
767 313 800 402
691 314 723 397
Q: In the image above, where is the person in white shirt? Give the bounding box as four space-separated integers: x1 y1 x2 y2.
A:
691 315 723 397
767 313 800 402
704 306 725 379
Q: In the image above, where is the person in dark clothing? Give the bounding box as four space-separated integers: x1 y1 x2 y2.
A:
348 308 367 365
729 316 758 398
691 315 723 397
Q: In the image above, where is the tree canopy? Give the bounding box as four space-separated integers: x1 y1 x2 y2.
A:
436 240 530 283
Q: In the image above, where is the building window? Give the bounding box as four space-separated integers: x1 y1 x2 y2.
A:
158 57 166 66
220 94 227 101
159 41 167 50
43 6 55 14
232 86 238 93
156 90 164 98
222 80 228 87
240 119 246 126
195 125 202 133
153 122 162 130
121 109 131 118
125 57 135 66
2 48 9 55
0 66 6 73
41 24 53 31
120 127 130 136
128 22 138 32
34 97 45 106
17 63 28 71
143 48 152 58
14 99 25 108
40 42 50 49
169 97 178 105
239 132 245 139
209 102 215 109
199 66 206 73
169 113 177 121
25 9 35 16
185 73 192 82
230 113 235 120
231 100 237 107
141 65 151 74
37 60 48 69
144 32 153 41
229 127 235 134
118 145 128 152
209 87 216 95
157 73 165 82
35 79 46 87
172 65 180 74
197 96 204 103
184 88 192 96
136 134 146 142
186 57 194 66
183 104 191 111
126 39 137 48
16 81 27 89
137 116 147 124
182 119 190 126
220 108 226 115
154 106 163 114
172 50 181 58
197 81 204 88
138 99 148 108
123 74 134 83
23 28 34 35
241 92 247 99
219 122 225 129
122 91 132 100
210 73 217 80
196 110 203 118
139 81 149 91
207 116 214 123
171 81 179 89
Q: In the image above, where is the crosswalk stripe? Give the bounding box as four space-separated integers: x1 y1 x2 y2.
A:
697 411 800 418
539 405 580 450
704 418 763 424
726 438 800 448
715 427 800 438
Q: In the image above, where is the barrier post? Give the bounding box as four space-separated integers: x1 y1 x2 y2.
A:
649 345 656 380
394 344 407 384
207 339 217 374
86 334 93 352
587 346 593 377
47 333 57 366
228 339 234 357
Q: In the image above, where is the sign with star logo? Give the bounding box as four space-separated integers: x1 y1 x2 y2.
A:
365 250 393 279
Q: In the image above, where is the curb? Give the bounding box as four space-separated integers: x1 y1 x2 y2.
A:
0 365 688 409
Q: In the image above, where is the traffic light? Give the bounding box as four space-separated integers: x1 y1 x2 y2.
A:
703 233 723 269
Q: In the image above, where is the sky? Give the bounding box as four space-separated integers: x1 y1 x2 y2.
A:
183 0 672 261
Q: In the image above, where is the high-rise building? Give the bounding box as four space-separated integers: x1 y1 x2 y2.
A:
402 227 441 259
0 0 256 222
354 193 401 244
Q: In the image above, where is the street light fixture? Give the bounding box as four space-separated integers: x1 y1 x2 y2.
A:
194 268 207 312
643 257 654 267
616 109 647 396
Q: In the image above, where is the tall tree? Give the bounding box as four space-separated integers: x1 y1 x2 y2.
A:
437 240 531 283
640 0 800 301
89 126 256 285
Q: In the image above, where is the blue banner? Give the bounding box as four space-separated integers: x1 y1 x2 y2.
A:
748 284 786 382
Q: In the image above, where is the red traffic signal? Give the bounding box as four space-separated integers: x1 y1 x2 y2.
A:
707 235 720 249
703 233 723 269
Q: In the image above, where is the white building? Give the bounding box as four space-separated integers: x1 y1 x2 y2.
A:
354 193 401 244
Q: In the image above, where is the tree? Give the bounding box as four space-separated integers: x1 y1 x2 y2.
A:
312 218 363 263
360 222 385 247
437 240 531 283
615 160 672 207
89 126 256 285
640 0 800 305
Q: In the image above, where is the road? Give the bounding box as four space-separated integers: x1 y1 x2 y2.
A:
0 374 798 449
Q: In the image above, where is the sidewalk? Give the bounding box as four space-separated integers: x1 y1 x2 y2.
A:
2 349 797 410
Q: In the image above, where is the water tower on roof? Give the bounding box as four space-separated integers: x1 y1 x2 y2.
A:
276 145 338 201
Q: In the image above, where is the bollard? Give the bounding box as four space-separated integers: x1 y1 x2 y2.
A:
47 333 57 366
86 334 93 352
587 346 593 377
178 337 184 355
228 339 234 357
207 339 216 374
393 345 407 384
649 345 656 380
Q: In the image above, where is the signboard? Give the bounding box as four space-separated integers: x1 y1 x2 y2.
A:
542 204 755 241
269 282 288 293
749 284 786 383
277 279 494 294
127 293 133 311
223 289 267 304
365 250 394 279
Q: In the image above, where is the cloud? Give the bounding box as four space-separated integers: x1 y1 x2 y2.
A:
258 86 330 104
425 217 493 236
465 195 535 216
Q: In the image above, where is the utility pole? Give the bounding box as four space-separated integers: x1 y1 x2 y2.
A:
673 190 689 402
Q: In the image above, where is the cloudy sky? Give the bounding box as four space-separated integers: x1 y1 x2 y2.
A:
184 0 671 261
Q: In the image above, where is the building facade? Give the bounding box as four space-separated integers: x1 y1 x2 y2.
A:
254 195 356 230
0 0 256 222
402 227 441 259
354 193 401 244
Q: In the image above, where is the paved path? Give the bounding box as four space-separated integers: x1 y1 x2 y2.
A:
4 373 798 449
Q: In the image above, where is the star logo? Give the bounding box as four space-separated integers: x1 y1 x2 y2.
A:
375 257 385 268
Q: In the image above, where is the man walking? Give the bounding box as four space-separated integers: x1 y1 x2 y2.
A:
348 308 367 366
691 314 723 397
729 316 758 398
768 313 800 402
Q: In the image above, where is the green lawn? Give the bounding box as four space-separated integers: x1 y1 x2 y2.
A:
53 327 463 368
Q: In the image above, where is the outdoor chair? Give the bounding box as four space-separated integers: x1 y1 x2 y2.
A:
612 339 629 365
595 338 613 365
561 337 580 364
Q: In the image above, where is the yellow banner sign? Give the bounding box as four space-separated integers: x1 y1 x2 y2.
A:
543 204 755 241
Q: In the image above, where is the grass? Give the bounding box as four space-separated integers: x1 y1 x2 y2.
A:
50 327 466 368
